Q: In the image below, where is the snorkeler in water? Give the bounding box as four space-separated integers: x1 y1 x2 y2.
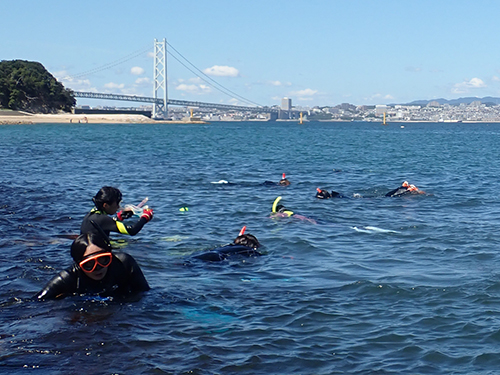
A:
80 186 154 238
385 181 425 197
271 196 317 224
315 188 342 199
191 226 262 262
35 232 150 300
264 173 291 186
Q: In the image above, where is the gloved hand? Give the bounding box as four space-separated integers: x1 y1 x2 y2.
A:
117 210 134 221
141 208 154 222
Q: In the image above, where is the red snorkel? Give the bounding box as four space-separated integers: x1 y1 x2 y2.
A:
239 226 247 236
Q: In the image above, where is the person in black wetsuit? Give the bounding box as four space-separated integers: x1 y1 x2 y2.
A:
315 188 341 199
81 186 153 238
35 233 150 300
385 181 424 197
192 227 262 262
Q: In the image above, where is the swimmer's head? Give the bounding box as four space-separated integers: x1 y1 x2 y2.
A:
316 188 331 199
402 181 409 188
234 233 260 249
279 173 290 186
71 233 112 263
93 186 123 211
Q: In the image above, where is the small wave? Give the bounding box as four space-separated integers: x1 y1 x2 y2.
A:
211 180 229 184
352 226 399 234
160 235 189 242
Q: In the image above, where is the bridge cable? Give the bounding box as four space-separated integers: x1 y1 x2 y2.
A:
167 42 263 108
65 44 152 80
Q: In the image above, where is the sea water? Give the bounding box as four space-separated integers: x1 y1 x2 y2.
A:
1 121 500 374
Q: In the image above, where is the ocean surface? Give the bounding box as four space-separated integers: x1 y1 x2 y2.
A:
1 121 500 374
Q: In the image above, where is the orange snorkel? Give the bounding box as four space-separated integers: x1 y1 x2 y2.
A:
239 226 247 236
282 173 286 180
316 188 322 193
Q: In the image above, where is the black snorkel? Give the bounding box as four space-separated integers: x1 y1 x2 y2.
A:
90 220 113 251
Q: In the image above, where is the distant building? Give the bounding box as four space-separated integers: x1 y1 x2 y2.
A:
338 103 356 111
375 105 388 115
281 97 292 110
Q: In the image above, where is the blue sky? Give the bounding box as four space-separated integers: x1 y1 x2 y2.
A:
3 0 500 107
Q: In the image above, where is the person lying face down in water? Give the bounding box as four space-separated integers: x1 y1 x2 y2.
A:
385 181 425 197
271 196 317 224
35 232 150 300
264 173 291 186
192 226 262 262
315 188 342 199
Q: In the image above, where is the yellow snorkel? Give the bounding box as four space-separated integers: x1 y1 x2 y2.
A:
272 196 293 216
272 196 282 213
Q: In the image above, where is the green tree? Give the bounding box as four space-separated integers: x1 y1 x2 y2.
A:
0 60 75 113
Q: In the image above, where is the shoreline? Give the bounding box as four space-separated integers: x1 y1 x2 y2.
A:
1 111 500 125
0 111 208 125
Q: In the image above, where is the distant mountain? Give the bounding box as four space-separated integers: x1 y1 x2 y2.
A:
403 97 500 106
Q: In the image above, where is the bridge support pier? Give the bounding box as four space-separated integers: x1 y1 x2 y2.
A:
153 38 168 119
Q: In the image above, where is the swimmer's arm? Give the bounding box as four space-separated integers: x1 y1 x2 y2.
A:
114 217 148 236
34 269 76 300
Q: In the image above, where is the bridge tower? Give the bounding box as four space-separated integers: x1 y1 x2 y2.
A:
152 38 168 119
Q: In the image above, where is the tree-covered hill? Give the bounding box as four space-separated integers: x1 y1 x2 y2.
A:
0 60 75 113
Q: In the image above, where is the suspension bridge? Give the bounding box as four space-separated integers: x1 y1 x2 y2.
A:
73 39 278 120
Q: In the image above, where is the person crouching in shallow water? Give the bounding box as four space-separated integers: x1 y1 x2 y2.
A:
385 181 425 197
81 186 154 238
315 188 341 199
192 226 262 262
35 233 150 300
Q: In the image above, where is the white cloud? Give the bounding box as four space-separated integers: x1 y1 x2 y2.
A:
131 66 145 75
452 77 486 93
268 80 292 87
120 87 144 96
53 70 97 92
290 88 318 97
203 65 239 77
493 76 500 82
370 93 394 100
135 77 151 85
175 83 212 94
104 82 125 90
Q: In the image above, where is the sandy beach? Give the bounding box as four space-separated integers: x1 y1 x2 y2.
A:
0 111 207 124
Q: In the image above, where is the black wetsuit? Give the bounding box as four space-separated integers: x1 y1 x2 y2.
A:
192 244 262 262
385 187 410 197
81 208 147 237
316 190 341 199
35 252 150 300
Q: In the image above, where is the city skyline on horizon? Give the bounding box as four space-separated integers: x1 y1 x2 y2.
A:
3 1 500 108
